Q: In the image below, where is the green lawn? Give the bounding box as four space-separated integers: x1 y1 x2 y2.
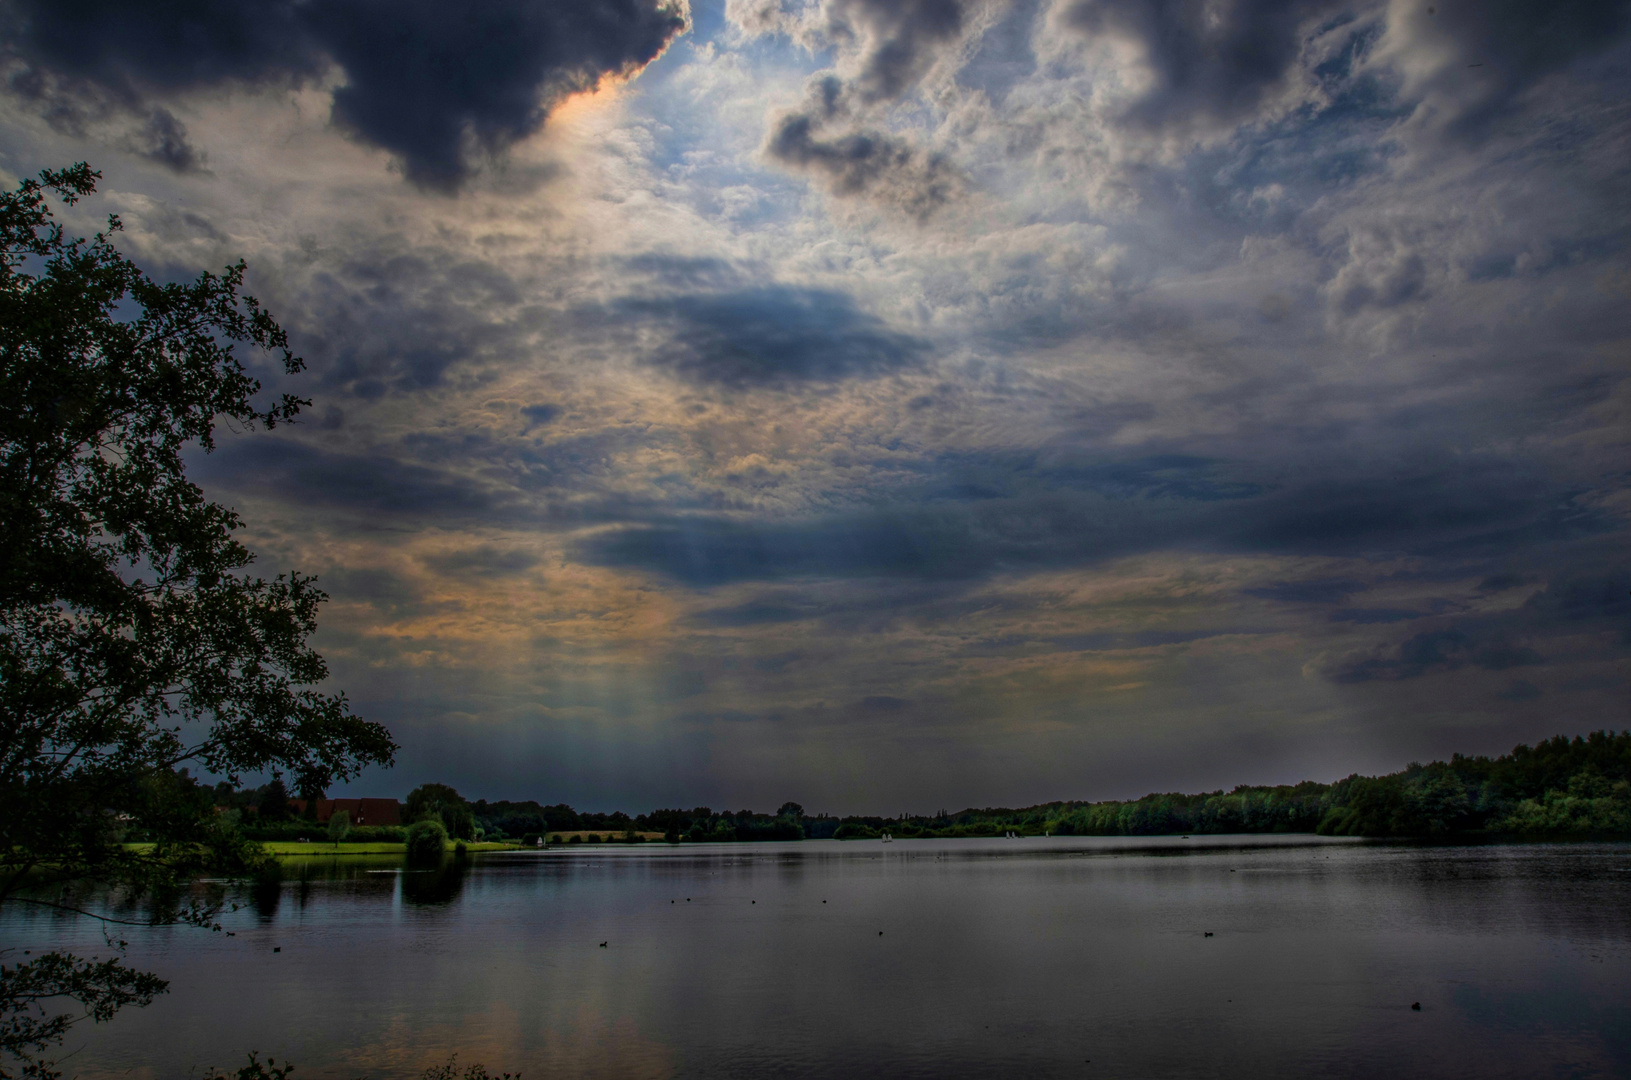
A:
260 840 520 856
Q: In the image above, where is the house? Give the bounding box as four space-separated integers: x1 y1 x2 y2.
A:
287 798 403 827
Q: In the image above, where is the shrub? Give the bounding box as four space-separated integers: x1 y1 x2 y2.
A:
202 1053 295 1080
406 819 449 862
420 1055 517 1080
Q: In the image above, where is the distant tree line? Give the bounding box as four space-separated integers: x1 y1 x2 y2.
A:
208 731 1631 845
469 800 809 843
481 732 1629 842
902 731 1631 840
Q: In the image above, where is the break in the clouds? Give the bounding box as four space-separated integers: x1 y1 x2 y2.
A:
1 0 690 188
3 0 1628 813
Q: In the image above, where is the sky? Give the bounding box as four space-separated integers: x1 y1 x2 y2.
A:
3 0 1628 813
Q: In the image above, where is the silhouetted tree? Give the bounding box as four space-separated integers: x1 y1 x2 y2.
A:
0 164 395 1078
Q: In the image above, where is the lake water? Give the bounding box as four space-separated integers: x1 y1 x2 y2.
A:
7 836 1630 1079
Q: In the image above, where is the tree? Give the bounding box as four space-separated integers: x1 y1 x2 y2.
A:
406 819 449 862
0 165 397 1078
326 808 351 845
405 783 475 841
258 774 292 821
296 768 326 821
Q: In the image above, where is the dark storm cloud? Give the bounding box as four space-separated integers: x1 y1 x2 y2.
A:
823 0 969 102
1521 574 1631 643
125 107 206 172
1057 0 1338 130
1328 607 1422 625
1050 0 1631 139
1329 625 1544 683
0 0 689 189
1385 0 1631 134
765 110 960 219
739 2 972 216
1230 468 1613 557
521 404 563 431
198 438 511 520
280 245 530 398
305 0 689 190
1314 570 1629 685
579 441 1625 590
603 284 929 386
1246 579 1368 605
1497 679 1542 701
580 511 994 585
579 450 1280 584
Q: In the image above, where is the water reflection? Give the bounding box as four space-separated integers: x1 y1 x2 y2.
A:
251 863 282 920
401 855 468 908
9 838 1627 1080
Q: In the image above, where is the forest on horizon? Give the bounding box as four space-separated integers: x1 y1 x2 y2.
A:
211 730 1631 844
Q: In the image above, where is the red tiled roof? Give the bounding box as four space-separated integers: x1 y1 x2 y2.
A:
289 797 403 826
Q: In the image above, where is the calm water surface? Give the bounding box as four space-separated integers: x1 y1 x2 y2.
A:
7 836 1629 1079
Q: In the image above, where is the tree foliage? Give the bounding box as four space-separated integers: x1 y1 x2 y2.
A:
0 951 167 1080
406 819 450 863
0 164 396 1078
326 809 351 845
405 783 475 840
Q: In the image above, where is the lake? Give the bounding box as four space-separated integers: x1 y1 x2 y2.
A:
7 836 1629 1079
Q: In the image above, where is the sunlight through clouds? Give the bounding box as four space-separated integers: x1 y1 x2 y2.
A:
2 0 1626 810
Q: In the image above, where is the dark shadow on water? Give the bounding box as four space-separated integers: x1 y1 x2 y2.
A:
251 863 282 920
401 854 468 908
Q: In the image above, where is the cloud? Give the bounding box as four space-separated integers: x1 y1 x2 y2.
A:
1230 467 1609 557
1 0 690 189
1329 607 1421 624
1497 678 1541 701
1328 625 1543 682
603 283 930 386
764 94 962 219
125 107 206 172
521 404 563 431
731 0 973 101
1054 0 1341 134
1316 570 1629 687
1376 0 1631 136
812 0 972 102
420 545 541 579
307 0 690 190
1246 579 1369 605
198 437 511 522
574 470 1247 587
734 2 977 215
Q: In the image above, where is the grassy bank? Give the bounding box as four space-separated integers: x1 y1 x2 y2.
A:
257 841 522 857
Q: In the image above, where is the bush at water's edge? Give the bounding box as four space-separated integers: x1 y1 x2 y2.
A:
407 819 450 862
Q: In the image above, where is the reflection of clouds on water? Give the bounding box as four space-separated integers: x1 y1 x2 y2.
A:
16 840 1629 1077
334 1005 676 1080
